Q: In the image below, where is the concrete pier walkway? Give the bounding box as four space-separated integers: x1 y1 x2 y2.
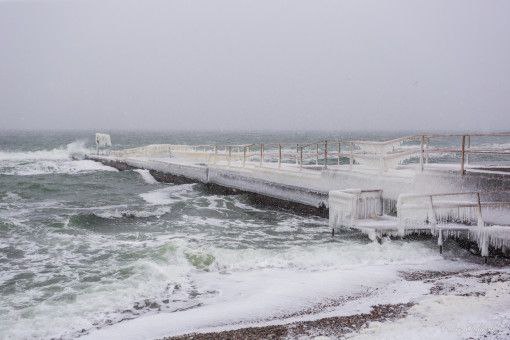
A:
86 132 510 257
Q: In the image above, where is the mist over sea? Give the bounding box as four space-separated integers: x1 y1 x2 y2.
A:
0 130 489 339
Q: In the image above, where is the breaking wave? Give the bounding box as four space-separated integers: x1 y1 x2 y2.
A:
0 140 88 161
139 184 196 205
0 141 116 175
134 169 158 184
68 208 170 227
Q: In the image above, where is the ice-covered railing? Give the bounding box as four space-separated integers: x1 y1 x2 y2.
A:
329 189 383 228
336 132 510 174
221 132 510 174
111 144 173 157
111 144 216 162
348 136 420 170
412 133 510 175
329 189 386 241
397 191 510 256
398 192 486 228
105 132 510 174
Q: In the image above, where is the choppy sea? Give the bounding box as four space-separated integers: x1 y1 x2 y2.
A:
0 130 494 339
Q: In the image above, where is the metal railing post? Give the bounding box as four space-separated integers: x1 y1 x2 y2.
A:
228 146 232 166
379 148 384 173
420 135 425 172
461 135 466 175
428 195 438 225
316 143 319 166
337 141 341 166
214 145 218 164
349 141 353 171
278 144 282 168
300 146 303 169
425 137 429 164
260 143 264 167
296 144 299 165
476 192 484 227
243 146 246 167
324 140 328 169
466 135 471 165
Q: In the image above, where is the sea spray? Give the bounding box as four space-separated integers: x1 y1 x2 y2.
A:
0 140 115 175
133 169 158 184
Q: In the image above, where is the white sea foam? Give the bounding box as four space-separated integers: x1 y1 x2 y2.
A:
0 252 193 339
139 184 195 205
94 207 170 219
1 191 23 202
0 148 69 161
4 159 118 176
0 141 116 175
0 140 88 161
81 240 474 340
0 215 482 340
133 169 158 184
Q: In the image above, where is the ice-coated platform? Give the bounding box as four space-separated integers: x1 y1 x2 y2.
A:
86 133 510 257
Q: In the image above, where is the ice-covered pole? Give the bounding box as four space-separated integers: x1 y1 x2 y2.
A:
278 144 282 168
324 140 328 169
461 135 466 175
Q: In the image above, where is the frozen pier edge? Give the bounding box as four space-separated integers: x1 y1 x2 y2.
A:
86 132 510 258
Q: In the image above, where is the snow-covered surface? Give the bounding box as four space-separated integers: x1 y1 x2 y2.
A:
351 270 510 340
82 255 490 340
81 259 510 340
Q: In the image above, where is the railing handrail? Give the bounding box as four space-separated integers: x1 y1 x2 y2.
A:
109 132 510 175
111 131 510 151
398 190 510 199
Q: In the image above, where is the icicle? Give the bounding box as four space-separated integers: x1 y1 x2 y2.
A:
329 190 383 230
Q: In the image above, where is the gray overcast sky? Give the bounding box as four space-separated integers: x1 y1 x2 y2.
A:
1 0 509 131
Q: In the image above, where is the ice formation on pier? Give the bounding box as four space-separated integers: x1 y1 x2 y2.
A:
95 133 111 148
111 144 173 158
91 134 510 256
354 139 420 170
396 192 496 227
328 189 382 229
398 193 510 255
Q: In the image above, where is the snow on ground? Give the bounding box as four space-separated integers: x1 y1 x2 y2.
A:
349 269 510 340
79 259 510 340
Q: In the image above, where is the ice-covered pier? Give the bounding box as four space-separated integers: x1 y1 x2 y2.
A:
87 132 510 258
